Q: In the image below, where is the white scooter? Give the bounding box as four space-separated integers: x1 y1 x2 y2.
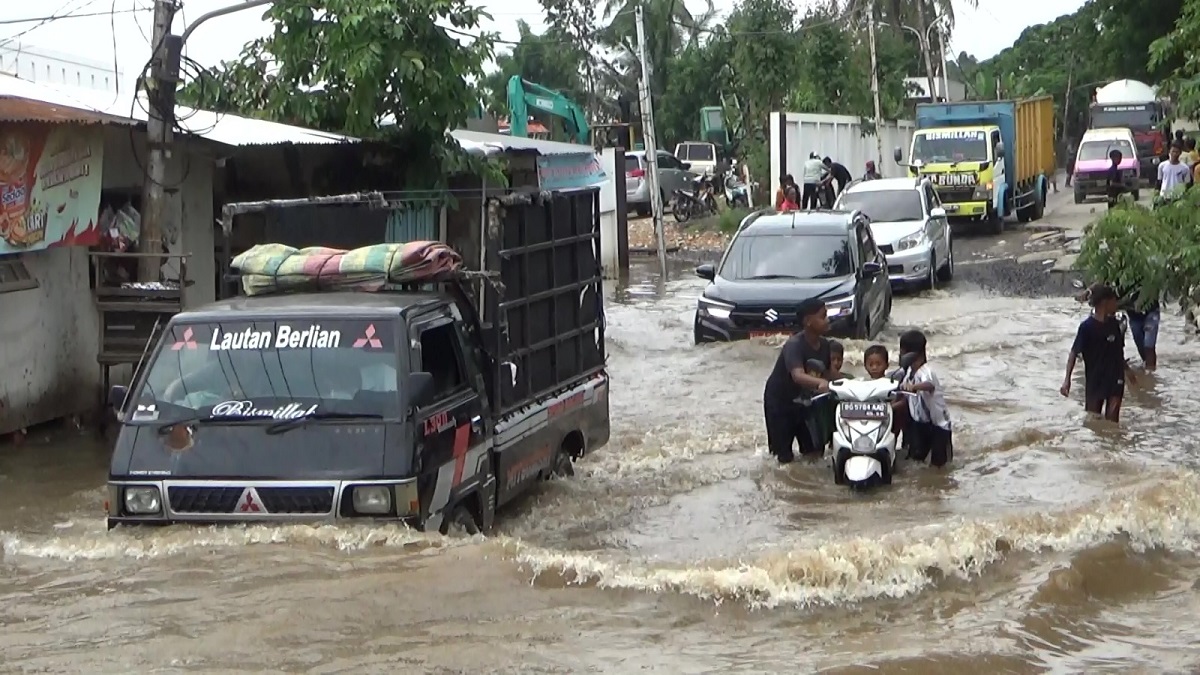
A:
805 354 916 489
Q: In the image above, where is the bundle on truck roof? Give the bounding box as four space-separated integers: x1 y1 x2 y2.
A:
896 96 1054 233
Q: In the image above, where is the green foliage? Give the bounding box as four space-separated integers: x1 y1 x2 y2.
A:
478 21 585 116
1077 192 1200 307
718 207 754 233
177 0 496 189
1151 0 1200 119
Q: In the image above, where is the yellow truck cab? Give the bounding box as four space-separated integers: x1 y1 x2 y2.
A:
895 97 1055 234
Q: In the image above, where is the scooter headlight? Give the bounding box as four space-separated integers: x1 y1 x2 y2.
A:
851 433 876 454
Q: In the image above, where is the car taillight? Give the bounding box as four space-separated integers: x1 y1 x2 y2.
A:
627 168 645 178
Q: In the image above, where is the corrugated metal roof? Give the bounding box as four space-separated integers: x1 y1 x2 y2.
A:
0 74 356 147
0 73 137 126
450 129 594 157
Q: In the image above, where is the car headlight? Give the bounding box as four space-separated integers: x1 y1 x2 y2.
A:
826 295 853 318
698 297 733 320
123 486 161 515
896 231 926 251
351 485 392 514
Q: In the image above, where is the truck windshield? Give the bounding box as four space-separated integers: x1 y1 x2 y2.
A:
1091 105 1156 130
678 144 714 162
1078 139 1134 162
131 319 399 422
720 233 852 280
913 130 988 163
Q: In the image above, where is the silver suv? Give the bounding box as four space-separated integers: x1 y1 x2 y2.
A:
625 150 697 217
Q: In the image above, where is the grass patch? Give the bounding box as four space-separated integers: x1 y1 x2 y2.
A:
717 207 753 233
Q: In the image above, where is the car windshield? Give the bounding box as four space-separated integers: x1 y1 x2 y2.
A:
1090 105 1155 130
719 233 852 280
130 319 399 423
1078 139 1134 161
912 130 989 163
836 189 924 222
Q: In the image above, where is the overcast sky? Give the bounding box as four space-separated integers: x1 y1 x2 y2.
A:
1 0 1088 99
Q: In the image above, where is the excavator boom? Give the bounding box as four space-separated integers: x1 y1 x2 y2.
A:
506 76 589 144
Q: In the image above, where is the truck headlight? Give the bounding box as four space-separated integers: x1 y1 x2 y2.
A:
826 296 854 318
352 485 392 515
123 486 161 515
698 297 733 320
896 232 925 251
973 185 992 200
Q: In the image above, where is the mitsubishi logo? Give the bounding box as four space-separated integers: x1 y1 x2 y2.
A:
764 308 779 322
234 487 267 513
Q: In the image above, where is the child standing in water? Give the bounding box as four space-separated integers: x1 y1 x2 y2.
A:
865 344 909 452
829 340 851 379
1060 284 1136 422
899 330 953 467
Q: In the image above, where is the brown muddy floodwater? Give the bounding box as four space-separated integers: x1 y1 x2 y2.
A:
3 261 1200 674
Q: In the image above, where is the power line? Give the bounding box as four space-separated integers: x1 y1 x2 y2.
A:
0 6 148 26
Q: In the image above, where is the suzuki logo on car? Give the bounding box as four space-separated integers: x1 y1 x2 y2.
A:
764 308 778 322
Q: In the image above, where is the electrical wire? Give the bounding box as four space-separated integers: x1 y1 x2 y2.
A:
0 0 101 48
0 4 144 28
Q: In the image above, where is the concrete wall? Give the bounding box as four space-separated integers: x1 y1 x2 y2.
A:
0 246 99 433
0 124 214 435
770 112 917 192
596 147 628 278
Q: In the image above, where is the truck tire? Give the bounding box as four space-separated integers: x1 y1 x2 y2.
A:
1073 188 1084 205
440 502 480 536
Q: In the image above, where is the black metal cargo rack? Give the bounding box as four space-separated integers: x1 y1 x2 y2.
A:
479 189 606 414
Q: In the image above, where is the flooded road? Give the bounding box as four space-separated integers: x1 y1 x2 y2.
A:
4 218 1200 672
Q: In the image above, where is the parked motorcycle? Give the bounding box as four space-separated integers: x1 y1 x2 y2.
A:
723 170 755 209
672 175 719 223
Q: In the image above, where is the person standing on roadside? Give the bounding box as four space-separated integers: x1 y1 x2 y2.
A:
1105 149 1126 209
801 152 827 209
823 156 852 205
1065 138 1077 187
775 174 797 209
1158 143 1192 198
762 298 833 464
863 161 883 180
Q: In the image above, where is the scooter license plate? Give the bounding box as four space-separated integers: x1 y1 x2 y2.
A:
748 331 787 338
840 402 888 420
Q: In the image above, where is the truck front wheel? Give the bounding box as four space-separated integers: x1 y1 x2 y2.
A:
986 206 1003 234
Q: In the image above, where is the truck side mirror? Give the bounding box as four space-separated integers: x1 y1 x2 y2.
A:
994 141 1005 158
893 147 903 164
108 385 129 410
408 372 435 409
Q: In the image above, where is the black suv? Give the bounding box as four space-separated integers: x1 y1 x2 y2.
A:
693 210 893 343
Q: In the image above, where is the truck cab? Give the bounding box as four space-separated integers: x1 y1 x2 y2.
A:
904 126 1001 221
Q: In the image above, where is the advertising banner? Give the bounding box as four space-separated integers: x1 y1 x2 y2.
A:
536 152 607 190
0 123 103 254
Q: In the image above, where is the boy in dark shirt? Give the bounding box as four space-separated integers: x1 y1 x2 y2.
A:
762 298 832 463
1105 149 1124 210
1060 284 1137 422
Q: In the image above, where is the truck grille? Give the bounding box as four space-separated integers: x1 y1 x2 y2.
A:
936 188 975 204
256 487 335 514
169 486 243 513
167 486 335 514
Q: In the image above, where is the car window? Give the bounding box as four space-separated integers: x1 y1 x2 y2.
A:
858 223 883 263
687 144 715 162
718 233 852 280
418 323 467 401
624 155 641 173
836 189 924 222
926 184 941 208
657 153 680 170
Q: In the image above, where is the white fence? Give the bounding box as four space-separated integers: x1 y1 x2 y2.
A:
769 112 916 193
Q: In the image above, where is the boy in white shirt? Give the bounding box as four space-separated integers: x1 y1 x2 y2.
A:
899 329 953 467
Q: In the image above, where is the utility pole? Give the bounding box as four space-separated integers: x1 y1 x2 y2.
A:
867 1 884 172
914 3 937 103
937 22 950 102
139 0 179 282
635 4 667 281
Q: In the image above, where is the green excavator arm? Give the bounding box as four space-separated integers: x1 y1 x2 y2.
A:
506 76 589 144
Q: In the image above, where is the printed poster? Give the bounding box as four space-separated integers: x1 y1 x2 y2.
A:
536 152 607 190
0 123 104 254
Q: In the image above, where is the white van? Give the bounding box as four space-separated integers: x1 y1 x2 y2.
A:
674 142 718 175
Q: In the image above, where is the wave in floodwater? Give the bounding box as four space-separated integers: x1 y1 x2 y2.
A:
505 470 1200 609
